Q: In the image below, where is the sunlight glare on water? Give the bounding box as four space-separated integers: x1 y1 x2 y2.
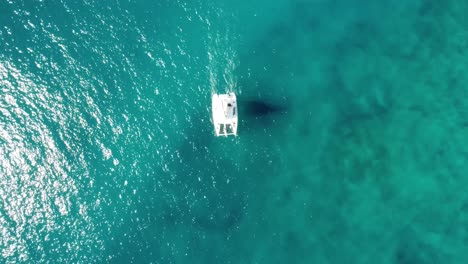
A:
0 60 103 262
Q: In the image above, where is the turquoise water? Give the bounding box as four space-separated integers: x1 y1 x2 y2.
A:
2 0 468 263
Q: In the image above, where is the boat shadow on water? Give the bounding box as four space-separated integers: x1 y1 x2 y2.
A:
239 97 289 132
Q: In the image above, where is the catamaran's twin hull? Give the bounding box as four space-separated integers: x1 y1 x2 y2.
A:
212 93 238 137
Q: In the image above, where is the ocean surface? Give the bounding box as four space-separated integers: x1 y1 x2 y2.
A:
2 0 468 263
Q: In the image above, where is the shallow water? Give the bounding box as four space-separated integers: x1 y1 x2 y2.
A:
2 0 468 263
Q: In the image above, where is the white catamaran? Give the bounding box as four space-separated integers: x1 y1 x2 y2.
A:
212 92 238 137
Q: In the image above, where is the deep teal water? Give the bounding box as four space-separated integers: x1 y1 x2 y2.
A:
2 0 468 263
